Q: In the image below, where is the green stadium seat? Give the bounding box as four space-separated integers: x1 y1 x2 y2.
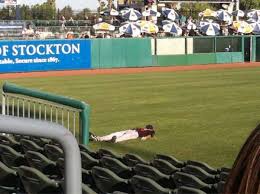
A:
151 159 181 175
133 163 175 189
44 144 63 161
18 166 62 194
182 165 219 184
172 172 217 193
57 158 65 177
122 153 149 167
81 151 100 170
82 168 96 186
130 175 172 194
82 183 97 194
20 139 44 153
0 161 23 193
221 167 231 172
57 158 96 186
216 181 225 194
219 171 229 182
13 134 31 142
174 186 207 194
91 166 132 193
79 144 99 159
186 160 218 175
25 150 61 178
0 144 28 168
0 134 22 152
155 154 185 168
30 137 51 147
98 148 123 160
100 156 134 179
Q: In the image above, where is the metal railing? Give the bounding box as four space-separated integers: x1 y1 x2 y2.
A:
0 115 82 194
2 93 80 138
2 82 90 144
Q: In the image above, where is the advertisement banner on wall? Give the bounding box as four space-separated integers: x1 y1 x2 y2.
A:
0 39 91 73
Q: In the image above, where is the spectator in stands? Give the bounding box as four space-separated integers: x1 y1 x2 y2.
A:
90 124 155 143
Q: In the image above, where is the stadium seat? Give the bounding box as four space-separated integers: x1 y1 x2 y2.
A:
186 160 218 175
82 168 96 186
81 151 100 170
13 134 30 142
98 148 123 160
57 158 65 175
18 165 62 194
30 137 51 147
0 134 22 152
91 166 132 193
79 144 100 159
57 157 96 186
25 150 61 178
100 156 134 179
133 163 176 189
219 171 229 182
130 175 173 194
44 144 64 161
216 181 225 194
82 183 97 194
172 172 217 193
174 186 207 194
0 144 28 168
218 167 230 173
182 165 219 184
0 161 23 193
151 159 181 175
155 154 185 168
20 139 44 153
122 153 149 167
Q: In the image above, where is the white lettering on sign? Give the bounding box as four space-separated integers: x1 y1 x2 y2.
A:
0 43 80 57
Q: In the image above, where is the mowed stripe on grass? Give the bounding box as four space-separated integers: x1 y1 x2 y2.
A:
1 67 260 168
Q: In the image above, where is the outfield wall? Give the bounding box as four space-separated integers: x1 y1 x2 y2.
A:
0 36 258 73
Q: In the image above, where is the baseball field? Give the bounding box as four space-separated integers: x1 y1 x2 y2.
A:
1 64 260 168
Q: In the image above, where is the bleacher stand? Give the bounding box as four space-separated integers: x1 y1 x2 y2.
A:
0 131 231 194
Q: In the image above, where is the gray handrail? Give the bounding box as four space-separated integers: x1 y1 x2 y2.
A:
0 115 82 194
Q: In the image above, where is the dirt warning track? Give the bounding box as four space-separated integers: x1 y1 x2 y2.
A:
0 63 260 79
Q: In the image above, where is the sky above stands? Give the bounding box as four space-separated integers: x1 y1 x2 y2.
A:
18 0 98 10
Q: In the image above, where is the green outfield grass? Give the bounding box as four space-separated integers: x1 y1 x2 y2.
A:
2 67 260 168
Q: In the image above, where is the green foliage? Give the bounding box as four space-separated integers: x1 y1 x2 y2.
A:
74 8 91 20
240 0 260 10
19 0 56 20
3 67 260 168
0 6 16 20
59 6 73 19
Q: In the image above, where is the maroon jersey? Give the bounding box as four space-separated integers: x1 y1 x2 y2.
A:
135 128 155 138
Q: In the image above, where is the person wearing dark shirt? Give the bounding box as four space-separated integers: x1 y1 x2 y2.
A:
90 125 155 143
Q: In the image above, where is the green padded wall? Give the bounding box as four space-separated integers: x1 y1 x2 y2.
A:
251 36 256 62
157 55 187 66
187 53 216 64
91 38 153 68
215 52 244 63
256 37 260 62
157 53 216 66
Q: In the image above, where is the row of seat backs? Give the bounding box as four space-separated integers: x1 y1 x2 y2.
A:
0 134 230 177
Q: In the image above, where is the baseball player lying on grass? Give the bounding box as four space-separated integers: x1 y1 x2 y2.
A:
90 124 155 143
